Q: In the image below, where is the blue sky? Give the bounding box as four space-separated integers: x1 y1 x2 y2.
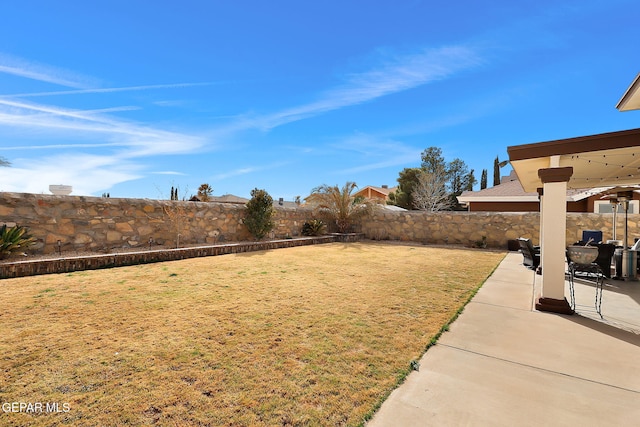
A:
0 1 638 200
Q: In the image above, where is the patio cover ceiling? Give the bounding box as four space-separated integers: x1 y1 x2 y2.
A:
507 127 640 193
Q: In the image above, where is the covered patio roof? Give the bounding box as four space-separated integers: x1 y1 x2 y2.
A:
508 127 640 193
617 72 640 112
505 75 640 316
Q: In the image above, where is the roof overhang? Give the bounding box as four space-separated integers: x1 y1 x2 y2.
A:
456 195 539 203
567 187 613 202
507 128 640 193
617 72 640 112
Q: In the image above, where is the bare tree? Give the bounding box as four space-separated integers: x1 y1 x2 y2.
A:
163 203 188 248
412 171 452 212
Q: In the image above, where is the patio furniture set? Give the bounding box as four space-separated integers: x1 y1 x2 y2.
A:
518 231 639 317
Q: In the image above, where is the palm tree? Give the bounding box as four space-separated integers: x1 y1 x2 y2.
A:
305 182 374 233
0 157 10 167
197 183 214 201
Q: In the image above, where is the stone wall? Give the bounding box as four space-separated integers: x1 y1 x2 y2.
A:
1 192 638 254
360 209 640 248
0 192 313 254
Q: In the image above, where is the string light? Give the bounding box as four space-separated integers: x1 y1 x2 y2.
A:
564 152 640 185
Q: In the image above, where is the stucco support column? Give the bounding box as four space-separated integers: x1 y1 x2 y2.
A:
537 187 543 273
535 166 573 315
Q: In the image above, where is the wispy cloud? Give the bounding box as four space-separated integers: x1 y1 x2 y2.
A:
0 53 94 88
152 171 187 176
0 43 482 195
241 45 483 131
0 153 142 195
213 161 291 181
1 82 214 98
3 142 128 151
0 98 204 156
213 167 258 181
332 132 422 174
0 53 215 195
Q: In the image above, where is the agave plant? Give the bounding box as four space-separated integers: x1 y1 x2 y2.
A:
0 224 36 259
301 219 326 236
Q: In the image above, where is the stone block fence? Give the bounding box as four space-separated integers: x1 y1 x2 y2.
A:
0 192 638 255
0 192 313 254
361 209 639 247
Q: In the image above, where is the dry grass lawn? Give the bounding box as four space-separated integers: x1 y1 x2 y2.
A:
0 242 504 426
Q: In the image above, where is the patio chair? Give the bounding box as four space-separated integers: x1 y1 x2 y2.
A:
517 238 540 271
566 245 605 317
569 242 615 278
594 243 616 278
581 230 603 244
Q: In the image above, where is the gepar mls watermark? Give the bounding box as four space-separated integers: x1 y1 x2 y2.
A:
2 402 71 414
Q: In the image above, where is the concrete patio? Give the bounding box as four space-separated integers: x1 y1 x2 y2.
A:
368 252 640 426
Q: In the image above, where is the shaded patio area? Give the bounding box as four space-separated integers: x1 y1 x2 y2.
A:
368 252 640 426
567 266 640 334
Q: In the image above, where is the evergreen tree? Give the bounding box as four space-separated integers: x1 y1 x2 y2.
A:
420 147 447 176
170 186 180 201
244 188 275 240
390 168 423 209
465 169 477 191
444 158 468 210
448 158 469 195
493 156 509 186
480 169 488 190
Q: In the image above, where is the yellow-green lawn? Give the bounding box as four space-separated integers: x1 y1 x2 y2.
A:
0 242 504 426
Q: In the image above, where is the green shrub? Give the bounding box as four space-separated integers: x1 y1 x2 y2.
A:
0 224 36 259
301 219 326 236
244 188 275 240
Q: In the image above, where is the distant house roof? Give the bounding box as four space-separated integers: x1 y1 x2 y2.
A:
380 204 407 212
354 185 397 200
210 194 249 204
210 194 303 208
457 171 613 205
273 198 303 209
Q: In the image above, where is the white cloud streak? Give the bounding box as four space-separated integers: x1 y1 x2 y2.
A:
0 153 142 195
0 54 94 88
213 161 291 181
0 59 208 194
332 133 422 174
1 82 214 98
0 44 482 195
0 98 204 156
243 45 483 131
152 171 187 176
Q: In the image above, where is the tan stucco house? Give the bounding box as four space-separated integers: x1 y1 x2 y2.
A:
457 171 640 213
353 185 397 203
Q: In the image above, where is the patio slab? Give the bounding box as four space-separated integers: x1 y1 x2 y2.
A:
367 252 640 426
